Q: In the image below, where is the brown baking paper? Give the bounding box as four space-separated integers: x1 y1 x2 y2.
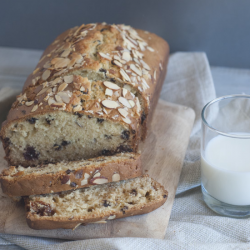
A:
0 97 195 240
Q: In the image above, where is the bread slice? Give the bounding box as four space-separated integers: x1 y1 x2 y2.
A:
25 175 168 230
0 153 141 197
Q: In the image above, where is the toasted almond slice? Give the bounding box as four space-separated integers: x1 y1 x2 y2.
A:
118 97 132 108
63 75 74 84
25 101 34 107
37 87 49 96
54 58 71 69
120 69 131 82
135 97 141 115
58 92 71 103
112 60 123 67
91 177 108 185
141 78 149 90
41 70 51 81
147 46 155 52
99 52 112 60
55 95 63 103
122 88 128 97
43 61 51 69
105 88 113 96
58 82 68 92
128 100 135 108
93 172 101 178
61 49 71 58
31 104 38 112
102 100 119 109
107 215 116 220
103 81 120 90
159 62 163 70
81 179 88 186
51 103 66 108
32 67 40 75
122 51 131 62
130 64 142 76
73 105 82 112
118 108 128 118
122 117 131 124
140 60 151 71
112 173 120 182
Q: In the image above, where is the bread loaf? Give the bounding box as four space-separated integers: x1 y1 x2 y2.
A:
25 175 168 230
0 23 169 167
0 153 141 197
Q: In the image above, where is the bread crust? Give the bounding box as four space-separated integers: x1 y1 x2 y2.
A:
0 153 142 197
0 23 169 166
24 175 168 230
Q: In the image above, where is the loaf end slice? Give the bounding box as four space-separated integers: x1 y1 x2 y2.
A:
0 153 142 197
25 175 168 230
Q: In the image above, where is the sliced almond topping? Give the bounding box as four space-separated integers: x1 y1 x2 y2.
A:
99 52 112 60
102 100 119 109
43 61 51 69
73 105 82 112
84 173 90 179
41 70 51 81
118 97 132 108
32 67 40 75
81 179 88 186
159 62 163 70
63 75 74 84
107 215 116 220
58 82 68 92
147 46 155 52
128 100 135 108
54 58 71 69
93 172 101 178
105 88 113 96
61 49 71 58
130 64 142 76
48 97 55 105
141 78 149 90
31 104 38 112
58 92 71 103
112 173 120 182
120 69 131 82
103 81 120 90
122 88 128 97
91 177 108 185
140 60 151 71
55 95 63 103
122 51 131 62
112 60 123 67
122 117 131 124
37 87 49 96
135 97 141 115
25 101 34 107
51 102 66 108
118 108 128 118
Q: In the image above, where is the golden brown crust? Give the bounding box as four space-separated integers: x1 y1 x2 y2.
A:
24 175 168 230
0 153 142 197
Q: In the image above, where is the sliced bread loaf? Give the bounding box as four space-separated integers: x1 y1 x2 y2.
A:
25 175 168 230
0 153 141 197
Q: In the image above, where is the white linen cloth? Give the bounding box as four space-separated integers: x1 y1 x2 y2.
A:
1 52 250 250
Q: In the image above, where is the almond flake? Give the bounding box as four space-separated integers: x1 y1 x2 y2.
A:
120 69 131 82
141 78 149 89
118 108 128 117
122 51 131 62
112 173 120 182
93 172 101 178
61 49 71 58
99 52 112 60
122 88 128 97
31 104 38 112
55 95 63 103
102 100 119 109
58 82 68 92
118 97 132 108
159 62 163 70
73 105 82 112
147 46 155 52
32 67 40 75
112 59 123 67
128 100 135 108
58 91 71 103
43 61 51 69
41 70 51 81
51 103 66 108
63 75 74 83
25 101 34 106
37 87 49 96
135 97 141 114
140 60 151 71
107 215 116 220
103 81 120 90
80 86 85 91
130 64 142 76
105 88 113 96
48 97 56 105
81 179 88 186
122 117 131 124
54 58 70 69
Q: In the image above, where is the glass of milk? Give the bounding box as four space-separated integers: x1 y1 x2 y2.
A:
201 95 250 218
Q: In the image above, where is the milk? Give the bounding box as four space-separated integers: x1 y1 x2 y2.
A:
201 134 250 206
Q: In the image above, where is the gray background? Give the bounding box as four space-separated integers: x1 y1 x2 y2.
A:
0 0 250 68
